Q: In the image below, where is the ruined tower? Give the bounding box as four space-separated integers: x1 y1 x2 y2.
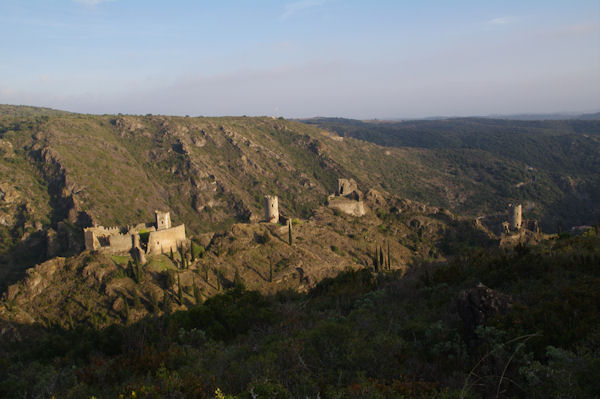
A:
337 178 358 197
155 211 171 231
511 204 522 230
264 195 279 223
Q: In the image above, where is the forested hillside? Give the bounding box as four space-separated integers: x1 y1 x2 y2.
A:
1 228 598 398
302 117 600 230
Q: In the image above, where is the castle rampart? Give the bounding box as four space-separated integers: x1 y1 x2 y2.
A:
328 178 366 216
147 224 186 255
108 233 134 253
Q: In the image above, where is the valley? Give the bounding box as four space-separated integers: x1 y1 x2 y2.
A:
0 106 598 398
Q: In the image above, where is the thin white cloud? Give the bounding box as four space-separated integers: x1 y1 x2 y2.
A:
487 16 515 25
73 0 116 6
281 0 324 20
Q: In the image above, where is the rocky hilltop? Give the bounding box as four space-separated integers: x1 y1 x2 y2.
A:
0 108 504 287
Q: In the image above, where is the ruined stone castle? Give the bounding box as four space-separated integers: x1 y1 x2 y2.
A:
84 211 186 257
327 178 367 217
501 203 539 234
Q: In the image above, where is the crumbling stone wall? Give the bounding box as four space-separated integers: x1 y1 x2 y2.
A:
84 226 122 251
328 178 367 216
328 196 366 217
83 211 184 256
107 234 133 253
147 224 186 255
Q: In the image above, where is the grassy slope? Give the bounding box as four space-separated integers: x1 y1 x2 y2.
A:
303 117 600 230
2 107 597 291
4 109 597 237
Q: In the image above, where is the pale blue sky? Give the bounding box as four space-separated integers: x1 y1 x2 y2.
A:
1 0 599 118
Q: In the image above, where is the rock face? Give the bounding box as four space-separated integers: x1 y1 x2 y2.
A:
457 283 513 337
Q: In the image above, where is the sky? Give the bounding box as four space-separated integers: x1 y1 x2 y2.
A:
0 0 599 118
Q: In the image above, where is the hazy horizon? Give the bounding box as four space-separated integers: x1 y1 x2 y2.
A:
1 0 599 119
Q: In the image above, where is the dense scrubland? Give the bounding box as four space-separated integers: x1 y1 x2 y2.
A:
1 228 598 398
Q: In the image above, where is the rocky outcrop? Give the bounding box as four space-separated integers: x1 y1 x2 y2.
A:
0 139 14 158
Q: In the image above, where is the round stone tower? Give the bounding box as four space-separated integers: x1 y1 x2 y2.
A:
264 195 279 223
512 204 522 230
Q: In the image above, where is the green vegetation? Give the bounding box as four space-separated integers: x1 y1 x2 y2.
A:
0 228 598 398
303 117 600 230
1 106 599 398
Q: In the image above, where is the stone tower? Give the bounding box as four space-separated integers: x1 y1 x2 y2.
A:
337 178 358 196
511 204 522 230
264 195 279 223
155 211 171 231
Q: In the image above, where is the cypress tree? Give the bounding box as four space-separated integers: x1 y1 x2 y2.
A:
215 268 221 291
387 241 391 270
134 257 142 283
163 289 172 314
178 244 185 269
269 259 273 282
373 247 379 272
193 277 202 304
288 221 293 246
379 245 384 269
133 289 141 309
234 268 244 288
150 290 159 314
202 263 209 282
177 272 183 305
123 296 129 321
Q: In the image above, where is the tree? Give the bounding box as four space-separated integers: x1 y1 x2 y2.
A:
234 268 245 289
162 289 172 314
288 221 293 246
178 243 186 269
193 277 202 304
123 295 129 321
373 247 379 272
177 272 183 305
387 241 391 270
202 263 209 282
149 290 159 314
132 289 141 309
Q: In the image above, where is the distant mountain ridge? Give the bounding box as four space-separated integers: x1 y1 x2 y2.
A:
301 116 600 230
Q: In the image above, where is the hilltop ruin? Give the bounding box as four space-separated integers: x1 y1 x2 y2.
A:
499 203 541 247
84 211 186 257
327 178 367 216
